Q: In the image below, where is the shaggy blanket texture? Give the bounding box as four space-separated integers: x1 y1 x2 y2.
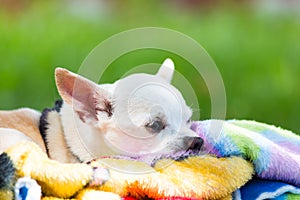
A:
191 120 300 199
0 120 299 200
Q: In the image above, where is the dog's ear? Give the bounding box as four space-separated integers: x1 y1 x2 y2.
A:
55 68 112 122
156 58 175 83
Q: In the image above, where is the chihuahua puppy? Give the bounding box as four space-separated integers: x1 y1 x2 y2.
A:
0 59 203 163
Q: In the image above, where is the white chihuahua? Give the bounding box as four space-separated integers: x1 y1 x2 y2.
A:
0 59 203 163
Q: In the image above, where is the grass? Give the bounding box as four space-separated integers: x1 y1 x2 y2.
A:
0 1 300 133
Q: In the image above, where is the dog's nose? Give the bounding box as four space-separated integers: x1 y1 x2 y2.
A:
183 136 203 152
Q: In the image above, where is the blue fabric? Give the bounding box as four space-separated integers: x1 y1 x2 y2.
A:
239 178 300 200
19 186 28 200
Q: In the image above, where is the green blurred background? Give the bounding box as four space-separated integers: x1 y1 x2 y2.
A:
0 0 300 133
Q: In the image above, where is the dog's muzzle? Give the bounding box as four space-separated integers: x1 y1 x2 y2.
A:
183 136 204 154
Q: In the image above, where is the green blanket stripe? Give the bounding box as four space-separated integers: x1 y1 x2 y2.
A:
227 133 260 161
230 120 300 139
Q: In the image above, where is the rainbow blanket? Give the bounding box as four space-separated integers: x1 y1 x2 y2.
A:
191 120 300 199
1 120 300 200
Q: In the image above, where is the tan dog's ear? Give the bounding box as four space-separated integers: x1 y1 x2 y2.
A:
156 58 175 83
55 68 112 122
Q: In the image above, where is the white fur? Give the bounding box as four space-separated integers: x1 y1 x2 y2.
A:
59 103 117 161
52 58 198 162
45 111 79 163
156 58 175 83
0 58 199 163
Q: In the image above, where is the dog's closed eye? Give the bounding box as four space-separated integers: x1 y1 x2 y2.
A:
145 118 166 134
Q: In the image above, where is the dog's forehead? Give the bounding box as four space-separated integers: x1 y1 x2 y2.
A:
114 73 186 105
112 73 191 122
117 73 165 86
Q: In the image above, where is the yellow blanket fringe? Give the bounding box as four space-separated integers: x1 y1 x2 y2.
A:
2 142 254 200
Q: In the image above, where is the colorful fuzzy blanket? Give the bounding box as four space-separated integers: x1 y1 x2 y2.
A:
1 120 300 200
191 120 300 199
192 120 300 185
